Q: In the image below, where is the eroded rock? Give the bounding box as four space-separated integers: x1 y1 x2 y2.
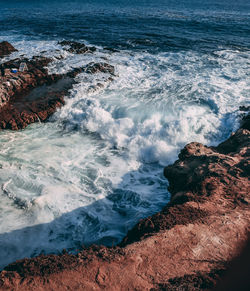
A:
0 57 66 129
0 116 249 290
122 122 250 246
0 41 18 58
59 40 96 54
0 50 115 130
83 62 115 75
0 42 249 291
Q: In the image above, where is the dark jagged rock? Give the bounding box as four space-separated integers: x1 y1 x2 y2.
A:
103 47 120 53
214 239 250 291
239 105 250 112
241 112 250 130
83 62 115 75
0 41 18 58
59 40 96 54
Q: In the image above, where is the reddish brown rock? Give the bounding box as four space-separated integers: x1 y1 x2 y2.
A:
0 116 249 290
0 57 57 106
0 55 115 130
121 126 250 246
0 57 68 129
0 41 18 58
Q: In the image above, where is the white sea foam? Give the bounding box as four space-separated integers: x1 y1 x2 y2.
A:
0 40 249 268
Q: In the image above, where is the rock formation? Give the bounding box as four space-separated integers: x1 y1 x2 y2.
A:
0 41 249 290
59 41 96 54
0 42 114 130
0 113 249 290
0 41 17 58
0 56 65 129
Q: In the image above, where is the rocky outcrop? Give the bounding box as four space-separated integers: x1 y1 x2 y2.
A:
121 123 250 246
0 57 56 105
59 41 96 54
0 41 249 291
0 56 67 129
83 62 115 75
0 114 249 290
0 41 17 58
0 48 115 130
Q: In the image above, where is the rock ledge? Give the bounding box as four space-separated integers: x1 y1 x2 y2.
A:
0 116 249 290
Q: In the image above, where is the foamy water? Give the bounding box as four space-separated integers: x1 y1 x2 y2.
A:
0 40 249 268
0 0 250 268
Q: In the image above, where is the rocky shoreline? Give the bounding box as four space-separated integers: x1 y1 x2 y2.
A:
0 41 249 290
0 42 114 130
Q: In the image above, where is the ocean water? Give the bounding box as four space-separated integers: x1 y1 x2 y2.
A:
0 0 249 269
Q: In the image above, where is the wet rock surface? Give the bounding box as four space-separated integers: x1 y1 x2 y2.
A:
0 41 18 58
0 57 67 130
59 41 96 54
0 42 115 130
121 122 250 245
83 62 115 75
0 113 249 290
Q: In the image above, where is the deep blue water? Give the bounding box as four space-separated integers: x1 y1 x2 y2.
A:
0 0 250 52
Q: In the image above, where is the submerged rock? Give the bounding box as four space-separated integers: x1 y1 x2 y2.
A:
103 47 120 53
0 41 18 58
59 40 96 54
83 62 115 75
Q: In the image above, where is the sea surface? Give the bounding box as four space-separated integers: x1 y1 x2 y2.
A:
0 0 249 269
